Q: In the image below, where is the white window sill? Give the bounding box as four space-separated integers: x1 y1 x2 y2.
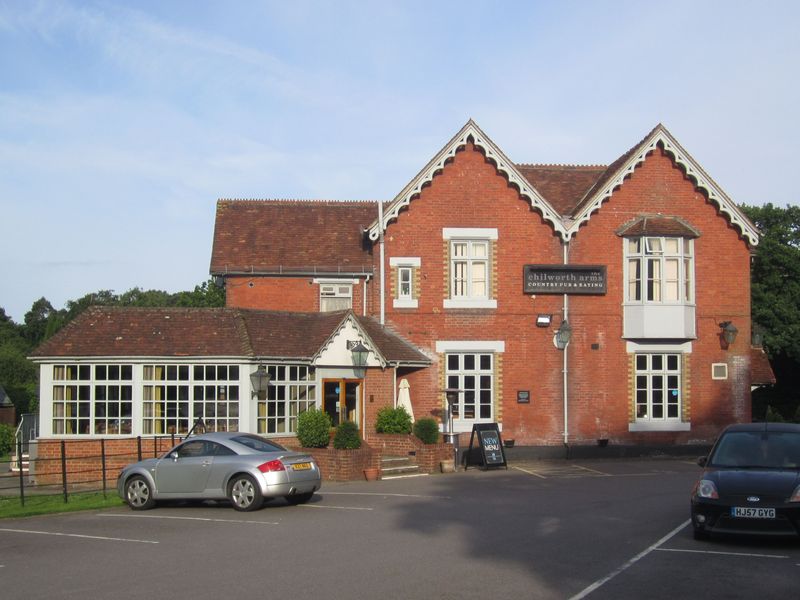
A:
628 421 690 432
440 420 501 433
444 298 497 309
393 298 418 309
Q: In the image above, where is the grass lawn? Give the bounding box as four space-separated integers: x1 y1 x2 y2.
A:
0 491 125 519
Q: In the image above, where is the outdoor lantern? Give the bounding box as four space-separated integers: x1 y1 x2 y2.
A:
250 365 271 398
350 342 369 369
555 320 572 350
719 321 738 348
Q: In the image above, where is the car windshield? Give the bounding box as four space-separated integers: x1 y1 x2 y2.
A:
710 431 800 469
230 434 287 453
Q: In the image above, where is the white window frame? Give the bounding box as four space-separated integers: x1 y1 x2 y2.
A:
629 352 690 432
389 257 420 308
317 280 354 312
711 363 729 380
257 365 317 436
443 228 498 309
436 340 503 432
625 236 694 304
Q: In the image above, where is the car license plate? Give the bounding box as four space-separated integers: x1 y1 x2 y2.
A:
292 462 312 471
731 507 776 519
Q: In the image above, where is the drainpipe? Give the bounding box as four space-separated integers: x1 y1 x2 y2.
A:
363 274 371 316
562 240 570 452
378 201 385 325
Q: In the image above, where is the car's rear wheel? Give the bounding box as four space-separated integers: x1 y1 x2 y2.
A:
286 491 314 505
125 475 156 510
228 474 262 511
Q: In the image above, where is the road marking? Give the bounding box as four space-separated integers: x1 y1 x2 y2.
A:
655 548 788 559
298 504 373 511
574 465 610 476
322 491 451 499
99 514 278 525
569 519 690 600
0 527 158 544
511 466 546 478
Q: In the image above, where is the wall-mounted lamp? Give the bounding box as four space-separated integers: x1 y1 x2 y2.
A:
250 365 271 398
719 321 738 349
536 314 552 327
554 320 572 350
348 341 370 369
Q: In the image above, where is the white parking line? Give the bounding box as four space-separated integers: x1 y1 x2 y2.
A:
322 492 451 499
511 466 546 478
655 547 788 559
569 519 690 600
0 527 158 544
99 514 278 525
574 465 610 476
298 504 373 511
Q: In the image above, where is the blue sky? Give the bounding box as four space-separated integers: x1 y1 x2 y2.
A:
1 0 798 322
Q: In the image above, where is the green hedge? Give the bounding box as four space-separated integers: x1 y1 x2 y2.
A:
333 421 362 449
0 423 14 456
296 408 332 448
375 406 412 434
413 418 440 444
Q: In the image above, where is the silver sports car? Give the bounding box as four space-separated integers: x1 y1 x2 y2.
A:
117 432 322 511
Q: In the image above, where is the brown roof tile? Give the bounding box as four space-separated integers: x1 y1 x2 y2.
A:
750 347 776 386
515 164 606 215
616 215 701 238
210 200 377 275
30 307 430 366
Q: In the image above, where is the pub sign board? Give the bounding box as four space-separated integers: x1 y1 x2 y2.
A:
523 265 607 295
465 423 507 470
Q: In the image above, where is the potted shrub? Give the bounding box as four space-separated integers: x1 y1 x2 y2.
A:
375 406 412 434
333 421 361 450
413 418 439 444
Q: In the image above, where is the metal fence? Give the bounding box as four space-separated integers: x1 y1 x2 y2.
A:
1 434 187 506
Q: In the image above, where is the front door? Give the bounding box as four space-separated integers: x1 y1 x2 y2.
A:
323 380 361 428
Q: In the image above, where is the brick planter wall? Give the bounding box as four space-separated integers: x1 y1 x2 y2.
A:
367 433 453 473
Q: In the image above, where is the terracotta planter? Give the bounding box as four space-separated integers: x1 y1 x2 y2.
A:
363 467 380 481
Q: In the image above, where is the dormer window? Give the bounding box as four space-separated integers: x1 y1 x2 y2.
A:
319 283 352 312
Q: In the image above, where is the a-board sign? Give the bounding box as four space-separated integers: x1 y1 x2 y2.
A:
465 423 507 470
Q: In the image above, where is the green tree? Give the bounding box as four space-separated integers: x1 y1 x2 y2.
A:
742 203 800 419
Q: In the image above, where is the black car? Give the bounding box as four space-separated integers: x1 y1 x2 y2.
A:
691 422 800 539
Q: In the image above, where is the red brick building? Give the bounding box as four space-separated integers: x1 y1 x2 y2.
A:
32 120 773 452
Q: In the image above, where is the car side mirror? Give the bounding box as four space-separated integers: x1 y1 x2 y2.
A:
170 451 180 461
697 456 707 467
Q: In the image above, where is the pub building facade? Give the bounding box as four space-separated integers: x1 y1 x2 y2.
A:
31 120 774 458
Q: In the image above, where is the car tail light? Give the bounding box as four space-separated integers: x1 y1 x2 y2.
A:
790 485 800 503
694 479 719 499
258 459 285 473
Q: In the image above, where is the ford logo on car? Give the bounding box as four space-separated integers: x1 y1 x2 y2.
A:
747 496 760 503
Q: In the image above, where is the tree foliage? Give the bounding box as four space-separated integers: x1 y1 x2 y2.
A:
0 279 225 421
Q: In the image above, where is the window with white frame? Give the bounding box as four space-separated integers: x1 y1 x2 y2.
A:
143 364 241 435
626 237 693 303
52 364 133 435
446 353 494 421
443 228 497 309
319 283 353 312
257 365 316 435
390 257 420 308
635 354 681 421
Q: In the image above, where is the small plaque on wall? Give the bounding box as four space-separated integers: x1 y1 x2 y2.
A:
517 390 530 404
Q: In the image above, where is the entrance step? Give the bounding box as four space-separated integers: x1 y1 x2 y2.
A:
10 453 29 474
380 455 420 479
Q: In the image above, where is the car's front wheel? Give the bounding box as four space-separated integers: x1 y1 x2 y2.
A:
228 474 263 511
125 475 156 510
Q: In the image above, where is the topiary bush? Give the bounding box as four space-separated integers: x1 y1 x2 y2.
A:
375 406 413 434
413 418 440 444
333 421 362 449
296 408 332 448
0 423 14 456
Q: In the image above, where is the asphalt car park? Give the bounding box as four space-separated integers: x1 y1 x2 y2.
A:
1 458 798 600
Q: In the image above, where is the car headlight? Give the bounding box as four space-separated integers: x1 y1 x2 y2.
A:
790 485 800 503
694 479 719 499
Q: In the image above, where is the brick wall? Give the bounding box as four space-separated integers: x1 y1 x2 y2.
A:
226 275 366 314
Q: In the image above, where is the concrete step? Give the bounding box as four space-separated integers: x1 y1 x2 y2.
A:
10 453 30 473
380 455 420 479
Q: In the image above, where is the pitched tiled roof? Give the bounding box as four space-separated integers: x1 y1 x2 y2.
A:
210 200 377 275
29 306 430 366
750 348 776 386
515 165 606 215
616 215 701 238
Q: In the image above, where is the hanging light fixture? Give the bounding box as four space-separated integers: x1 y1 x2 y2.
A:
554 320 572 350
350 342 369 369
250 365 271 398
719 321 738 348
